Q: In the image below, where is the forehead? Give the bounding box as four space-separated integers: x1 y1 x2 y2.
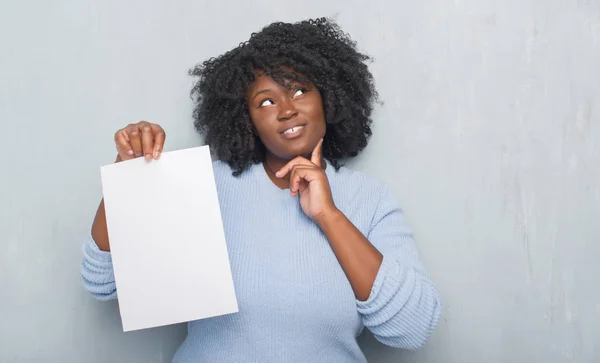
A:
251 71 279 86
246 71 289 95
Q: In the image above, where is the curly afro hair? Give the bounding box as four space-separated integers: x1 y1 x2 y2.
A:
189 17 378 175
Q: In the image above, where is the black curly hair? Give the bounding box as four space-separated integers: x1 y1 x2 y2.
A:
189 17 378 176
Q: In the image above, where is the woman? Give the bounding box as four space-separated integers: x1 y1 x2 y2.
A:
82 17 441 362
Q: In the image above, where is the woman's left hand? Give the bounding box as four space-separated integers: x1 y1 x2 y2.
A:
275 139 338 221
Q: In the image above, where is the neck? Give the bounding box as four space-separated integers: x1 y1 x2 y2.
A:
263 152 326 189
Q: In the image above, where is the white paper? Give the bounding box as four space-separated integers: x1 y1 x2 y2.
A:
100 146 238 332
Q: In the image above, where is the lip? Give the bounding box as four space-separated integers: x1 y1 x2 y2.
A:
279 124 307 139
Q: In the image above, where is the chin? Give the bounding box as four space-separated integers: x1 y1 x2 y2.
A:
273 141 315 160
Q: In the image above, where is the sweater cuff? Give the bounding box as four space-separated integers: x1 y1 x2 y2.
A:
356 255 404 313
83 234 112 263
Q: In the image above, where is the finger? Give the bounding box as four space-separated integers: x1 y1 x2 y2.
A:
292 178 309 197
289 166 317 196
275 156 314 178
128 125 143 157
139 122 154 161
310 138 324 167
298 178 309 194
289 166 306 195
114 131 135 161
151 124 166 159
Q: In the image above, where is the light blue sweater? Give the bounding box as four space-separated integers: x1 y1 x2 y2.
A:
81 160 441 362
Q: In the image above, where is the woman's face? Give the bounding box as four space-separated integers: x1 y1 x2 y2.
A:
246 71 326 161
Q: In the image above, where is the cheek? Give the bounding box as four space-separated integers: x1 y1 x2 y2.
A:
310 94 326 119
247 107 263 129
313 107 327 129
248 113 273 139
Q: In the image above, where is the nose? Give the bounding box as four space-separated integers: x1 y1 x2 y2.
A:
278 98 298 121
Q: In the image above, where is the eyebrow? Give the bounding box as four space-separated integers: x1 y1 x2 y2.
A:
252 89 272 100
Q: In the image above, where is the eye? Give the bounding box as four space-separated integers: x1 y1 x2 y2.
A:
259 99 274 107
293 88 306 98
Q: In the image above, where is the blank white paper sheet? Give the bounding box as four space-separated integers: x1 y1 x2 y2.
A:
100 146 238 332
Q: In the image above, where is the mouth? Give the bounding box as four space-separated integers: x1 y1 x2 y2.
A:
279 124 306 139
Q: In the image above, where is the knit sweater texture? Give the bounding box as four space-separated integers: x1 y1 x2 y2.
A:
81 160 441 362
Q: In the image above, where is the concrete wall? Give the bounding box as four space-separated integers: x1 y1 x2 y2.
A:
1 0 598 362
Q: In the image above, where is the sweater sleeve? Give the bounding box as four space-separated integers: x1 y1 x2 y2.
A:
80 234 117 301
356 186 441 351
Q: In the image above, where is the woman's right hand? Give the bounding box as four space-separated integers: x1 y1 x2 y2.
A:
114 121 166 162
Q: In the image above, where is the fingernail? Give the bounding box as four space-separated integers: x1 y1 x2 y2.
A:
154 151 160 158
145 154 152 161
128 150 134 155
